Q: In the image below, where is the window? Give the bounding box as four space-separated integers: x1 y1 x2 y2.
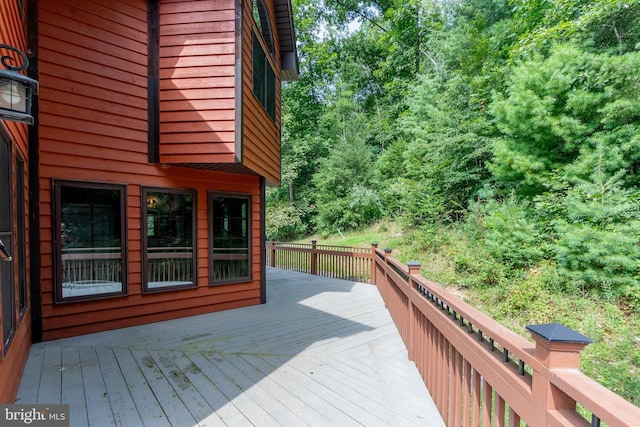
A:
252 0 274 56
16 156 26 315
142 188 196 292
252 33 276 121
252 0 277 123
54 181 127 302
209 193 251 284
1 136 15 348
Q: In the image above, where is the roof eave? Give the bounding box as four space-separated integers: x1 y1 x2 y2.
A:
274 0 299 81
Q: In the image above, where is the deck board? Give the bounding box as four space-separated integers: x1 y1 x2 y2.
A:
17 268 444 426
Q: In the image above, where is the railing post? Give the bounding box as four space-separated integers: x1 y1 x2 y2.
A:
370 242 378 284
383 248 392 296
270 239 276 267
527 323 592 426
407 261 421 361
311 239 318 275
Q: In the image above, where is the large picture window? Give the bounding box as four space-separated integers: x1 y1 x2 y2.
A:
142 188 196 292
209 193 251 284
54 181 127 302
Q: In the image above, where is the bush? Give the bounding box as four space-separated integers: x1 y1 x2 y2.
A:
554 176 640 295
343 185 384 229
266 203 308 241
478 195 546 268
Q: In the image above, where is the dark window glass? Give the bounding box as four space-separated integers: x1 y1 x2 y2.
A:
209 194 251 284
55 182 126 301
266 64 276 120
252 0 274 56
17 156 26 314
252 32 276 121
1 137 15 347
143 189 196 292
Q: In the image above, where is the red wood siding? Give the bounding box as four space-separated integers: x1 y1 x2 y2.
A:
38 0 263 341
0 1 31 404
241 0 281 185
159 0 238 164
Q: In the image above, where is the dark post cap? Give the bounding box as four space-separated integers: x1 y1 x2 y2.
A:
384 248 392 253
526 323 592 344
407 261 422 267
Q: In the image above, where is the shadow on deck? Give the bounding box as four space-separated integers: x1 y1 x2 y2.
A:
16 268 443 426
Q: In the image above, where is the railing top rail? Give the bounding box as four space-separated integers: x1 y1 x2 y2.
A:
551 369 640 426
411 273 540 369
269 241 373 255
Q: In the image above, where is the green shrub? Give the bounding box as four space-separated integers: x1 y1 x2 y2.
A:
480 195 546 268
266 203 308 241
554 175 640 296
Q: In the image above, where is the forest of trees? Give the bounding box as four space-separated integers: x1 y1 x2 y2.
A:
267 0 640 401
268 0 640 306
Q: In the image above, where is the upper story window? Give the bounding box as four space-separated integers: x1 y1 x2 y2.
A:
253 0 274 57
252 0 276 121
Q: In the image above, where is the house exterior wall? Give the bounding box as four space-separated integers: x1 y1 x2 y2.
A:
159 0 238 164
0 1 32 404
241 0 281 185
36 0 267 341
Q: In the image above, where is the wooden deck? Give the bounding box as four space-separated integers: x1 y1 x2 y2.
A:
16 268 443 426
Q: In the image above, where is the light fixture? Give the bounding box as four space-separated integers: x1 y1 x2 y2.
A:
0 44 38 125
147 194 161 209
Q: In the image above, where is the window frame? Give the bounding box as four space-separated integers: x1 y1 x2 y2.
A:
1 130 15 352
252 0 274 58
141 187 198 293
251 0 277 123
208 192 252 286
252 31 276 122
53 180 128 303
16 154 27 317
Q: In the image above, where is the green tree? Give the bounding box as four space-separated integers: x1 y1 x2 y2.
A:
491 45 640 195
554 166 640 295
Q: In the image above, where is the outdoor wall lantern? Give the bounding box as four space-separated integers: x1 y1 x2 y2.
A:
0 44 38 125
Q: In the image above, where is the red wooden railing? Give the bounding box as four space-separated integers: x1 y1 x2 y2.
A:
267 240 373 283
267 241 640 426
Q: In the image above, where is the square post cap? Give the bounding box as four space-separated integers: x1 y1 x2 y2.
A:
526 323 592 344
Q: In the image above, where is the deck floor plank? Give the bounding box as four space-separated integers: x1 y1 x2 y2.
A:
61 346 88 427
96 348 145 427
128 348 198 427
112 347 171 427
186 351 280 426
14 343 44 404
169 350 239 427
37 344 63 404
78 346 115 426
16 268 443 426
146 350 222 427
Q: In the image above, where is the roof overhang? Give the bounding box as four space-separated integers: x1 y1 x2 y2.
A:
273 0 299 81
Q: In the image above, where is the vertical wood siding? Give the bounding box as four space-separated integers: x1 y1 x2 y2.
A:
0 1 31 404
241 0 281 185
38 0 263 341
159 0 238 163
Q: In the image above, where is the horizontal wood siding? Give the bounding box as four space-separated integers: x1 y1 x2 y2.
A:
159 0 238 164
241 0 281 185
0 1 31 404
38 0 263 341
